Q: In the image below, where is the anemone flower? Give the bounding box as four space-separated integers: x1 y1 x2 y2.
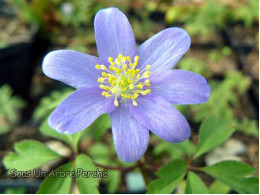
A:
42 7 210 162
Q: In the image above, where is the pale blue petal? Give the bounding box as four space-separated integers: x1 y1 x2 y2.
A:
137 28 190 71
49 88 115 134
110 103 149 162
43 50 100 89
150 70 210 104
94 7 136 65
129 95 190 142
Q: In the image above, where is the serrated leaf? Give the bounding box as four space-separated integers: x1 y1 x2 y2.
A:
3 140 61 171
75 154 99 194
185 171 209 194
37 162 73 194
209 180 230 194
202 160 259 194
194 117 235 158
147 160 187 194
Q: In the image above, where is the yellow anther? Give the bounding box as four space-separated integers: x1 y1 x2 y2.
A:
108 57 113 63
129 84 134 89
114 99 119 107
146 65 151 70
137 83 143 89
118 54 123 59
144 79 150 84
111 88 116 94
100 65 106 70
95 64 101 69
95 55 152 106
98 78 106 82
109 66 115 71
102 72 107 77
142 71 151 78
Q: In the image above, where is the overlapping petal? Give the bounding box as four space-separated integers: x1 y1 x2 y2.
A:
49 88 116 134
94 7 136 65
110 103 149 162
150 70 211 105
43 50 101 89
137 28 191 72
129 95 190 143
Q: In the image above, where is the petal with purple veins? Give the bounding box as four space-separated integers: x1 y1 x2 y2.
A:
43 50 101 89
94 7 136 65
150 70 211 105
49 87 116 134
137 28 191 72
110 103 149 162
129 95 190 143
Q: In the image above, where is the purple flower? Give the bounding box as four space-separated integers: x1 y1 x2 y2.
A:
42 7 210 162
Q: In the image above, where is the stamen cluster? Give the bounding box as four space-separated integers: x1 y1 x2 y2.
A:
95 54 152 107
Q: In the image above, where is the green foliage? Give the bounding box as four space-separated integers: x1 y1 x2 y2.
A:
75 154 99 194
208 47 232 62
185 171 209 194
86 114 111 140
33 88 73 121
0 85 26 135
192 71 251 121
232 0 259 27
236 118 259 137
3 188 26 194
147 160 187 193
202 161 259 194
209 180 230 194
106 170 121 193
177 57 212 78
194 117 235 158
37 162 74 194
3 140 61 171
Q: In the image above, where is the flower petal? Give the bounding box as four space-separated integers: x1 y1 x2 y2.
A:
43 50 100 89
150 70 211 105
94 7 136 65
49 87 115 134
129 95 190 143
137 27 191 71
110 103 149 162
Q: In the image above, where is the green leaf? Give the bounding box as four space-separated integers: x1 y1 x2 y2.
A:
86 114 111 140
185 171 209 194
194 117 235 158
37 162 73 194
33 88 73 121
209 180 230 194
107 170 121 193
202 160 259 194
147 160 187 194
40 118 71 145
3 140 61 171
75 154 99 194
40 118 84 152
4 187 26 194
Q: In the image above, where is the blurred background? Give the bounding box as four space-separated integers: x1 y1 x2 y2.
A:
0 0 258 193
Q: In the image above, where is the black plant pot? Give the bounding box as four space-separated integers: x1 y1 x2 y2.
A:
0 16 51 101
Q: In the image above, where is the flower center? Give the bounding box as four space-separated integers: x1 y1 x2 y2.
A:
95 54 152 107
